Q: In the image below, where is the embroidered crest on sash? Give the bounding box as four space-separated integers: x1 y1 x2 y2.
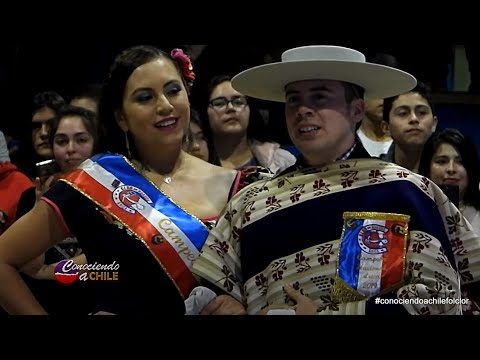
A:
62 154 209 298
113 185 153 214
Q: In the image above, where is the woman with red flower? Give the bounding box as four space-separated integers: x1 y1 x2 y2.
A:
0 45 246 315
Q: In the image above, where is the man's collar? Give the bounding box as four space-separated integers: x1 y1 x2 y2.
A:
296 141 358 169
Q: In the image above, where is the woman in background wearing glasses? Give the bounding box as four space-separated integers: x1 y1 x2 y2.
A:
205 75 296 174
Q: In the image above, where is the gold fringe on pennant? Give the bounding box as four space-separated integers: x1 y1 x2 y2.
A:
331 276 367 303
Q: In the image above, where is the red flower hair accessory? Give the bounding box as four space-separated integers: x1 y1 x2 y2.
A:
171 48 196 86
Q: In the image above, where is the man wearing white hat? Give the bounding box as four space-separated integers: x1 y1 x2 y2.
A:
192 46 480 315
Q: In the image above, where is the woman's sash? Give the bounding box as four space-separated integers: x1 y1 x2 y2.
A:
61 153 209 298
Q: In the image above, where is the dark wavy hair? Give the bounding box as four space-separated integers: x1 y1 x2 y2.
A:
16 91 66 177
49 104 100 154
32 90 65 115
418 128 480 210
70 83 103 105
97 45 191 158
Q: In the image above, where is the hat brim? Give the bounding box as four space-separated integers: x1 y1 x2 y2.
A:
232 60 417 102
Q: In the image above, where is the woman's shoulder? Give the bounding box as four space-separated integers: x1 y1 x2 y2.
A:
190 156 236 179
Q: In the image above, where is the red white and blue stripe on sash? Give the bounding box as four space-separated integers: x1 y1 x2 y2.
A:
62 153 209 298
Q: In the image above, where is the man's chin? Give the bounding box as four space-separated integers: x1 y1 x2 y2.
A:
296 143 326 156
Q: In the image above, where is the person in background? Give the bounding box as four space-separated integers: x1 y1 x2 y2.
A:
3 133 21 163
70 83 102 118
16 105 99 315
0 129 33 236
205 75 296 174
20 105 99 265
15 91 66 179
0 129 33 316
184 108 210 162
380 81 438 172
356 53 400 157
418 127 480 314
31 91 66 162
419 127 480 233
70 83 105 143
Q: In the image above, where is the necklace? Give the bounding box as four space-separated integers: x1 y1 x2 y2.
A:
135 159 177 185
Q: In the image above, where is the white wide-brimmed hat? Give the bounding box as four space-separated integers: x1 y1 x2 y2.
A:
232 45 417 102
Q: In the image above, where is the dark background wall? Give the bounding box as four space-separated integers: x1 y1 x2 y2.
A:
1 42 478 152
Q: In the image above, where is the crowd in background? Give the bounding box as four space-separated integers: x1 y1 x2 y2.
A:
0 43 479 316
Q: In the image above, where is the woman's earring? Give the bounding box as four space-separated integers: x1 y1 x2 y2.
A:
184 132 192 151
124 131 132 158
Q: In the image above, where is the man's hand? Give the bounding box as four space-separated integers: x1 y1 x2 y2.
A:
259 284 318 315
200 294 246 315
